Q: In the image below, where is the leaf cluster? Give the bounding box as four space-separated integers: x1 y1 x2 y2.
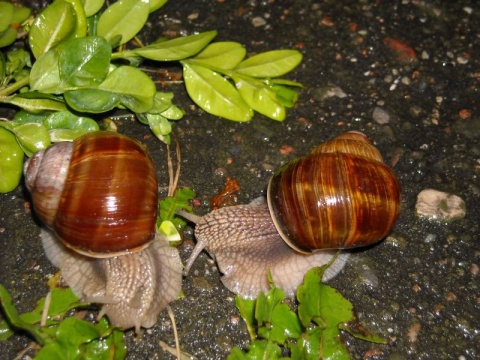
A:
157 187 196 243
0 2 31 48
0 0 303 193
0 285 126 359
229 266 387 360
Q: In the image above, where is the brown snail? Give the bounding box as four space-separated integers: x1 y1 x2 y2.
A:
24 131 182 332
180 131 401 298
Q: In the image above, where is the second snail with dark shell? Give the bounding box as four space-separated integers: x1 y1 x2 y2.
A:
24 131 182 332
180 131 401 298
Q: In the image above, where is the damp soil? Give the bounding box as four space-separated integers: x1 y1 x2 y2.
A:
0 1 479 359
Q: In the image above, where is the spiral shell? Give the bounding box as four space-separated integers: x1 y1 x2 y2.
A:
24 132 158 257
267 131 401 253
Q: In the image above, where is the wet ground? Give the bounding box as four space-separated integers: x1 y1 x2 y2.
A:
0 0 479 359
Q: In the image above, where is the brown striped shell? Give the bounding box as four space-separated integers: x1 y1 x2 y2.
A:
24 131 158 258
267 131 401 253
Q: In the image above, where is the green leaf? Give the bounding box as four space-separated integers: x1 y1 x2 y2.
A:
235 50 302 78
81 0 105 17
13 123 51 156
235 296 256 341
43 111 99 132
149 0 168 13
99 65 156 113
65 88 120 113
11 6 31 25
233 75 285 121
0 127 24 193
59 36 111 87
182 62 253 122
297 267 354 328
228 340 283 360
147 114 171 143
158 220 182 242
29 0 78 58
97 0 150 45
0 2 14 33
2 94 67 113
30 49 62 92
192 42 246 70
126 31 217 61
0 27 17 48
158 187 196 228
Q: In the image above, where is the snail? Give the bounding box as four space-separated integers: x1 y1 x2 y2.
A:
179 131 401 298
24 131 182 332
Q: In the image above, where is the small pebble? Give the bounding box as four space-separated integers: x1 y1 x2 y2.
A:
252 16 266 27
415 189 466 221
372 106 391 124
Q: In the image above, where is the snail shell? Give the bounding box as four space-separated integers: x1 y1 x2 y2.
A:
181 131 401 298
267 131 401 253
24 132 182 331
24 131 158 257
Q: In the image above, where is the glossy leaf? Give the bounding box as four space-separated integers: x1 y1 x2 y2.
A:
30 49 62 92
98 66 156 113
183 62 253 122
0 2 14 33
149 0 168 12
127 31 217 61
233 75 285 121
59 36 111 87
2 94 67 113
235 50 302 78
65 88 120 113
0 27 17 48
43 111 98 131
11 6 31 25
64 0 87 38
97 0 150 45
297 267 354 328
147 114 171 143
29 0 77 58
81 0 105 17
0 127 24 193
13 123 51 156
192 42 246 70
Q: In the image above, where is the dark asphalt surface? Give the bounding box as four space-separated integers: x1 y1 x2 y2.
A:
0 1 478 359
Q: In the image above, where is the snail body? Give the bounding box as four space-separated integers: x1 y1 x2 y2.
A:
181 132 400 298
24 132 182 331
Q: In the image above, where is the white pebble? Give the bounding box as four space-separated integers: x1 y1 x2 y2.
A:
252 16 266 27
415 189 466 221
372 106 391 124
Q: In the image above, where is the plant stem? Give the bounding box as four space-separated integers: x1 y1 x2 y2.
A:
0 75 30 96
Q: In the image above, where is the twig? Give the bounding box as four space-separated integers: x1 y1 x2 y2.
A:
166 134 181 197
167 305 181 360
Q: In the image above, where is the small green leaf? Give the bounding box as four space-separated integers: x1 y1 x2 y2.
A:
233 75 285 121
29 0 78 58
147 114 171 143
235 296 256 341
0 27 17 48
99 66 156 113
182 62 253 122
127 31 217 61
81 0 105 17
0 2 14 33
11 6 31 25
159 221 182 242
158 187 196 228
30 49 62 92
2 94 67 113
0 127 24 193
97 0 150 45
65 88 120 113
192 42 246 70
13 123 51 156
235 50 302 78
59 36 111 87
149 0 168 13
43 110 99 132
